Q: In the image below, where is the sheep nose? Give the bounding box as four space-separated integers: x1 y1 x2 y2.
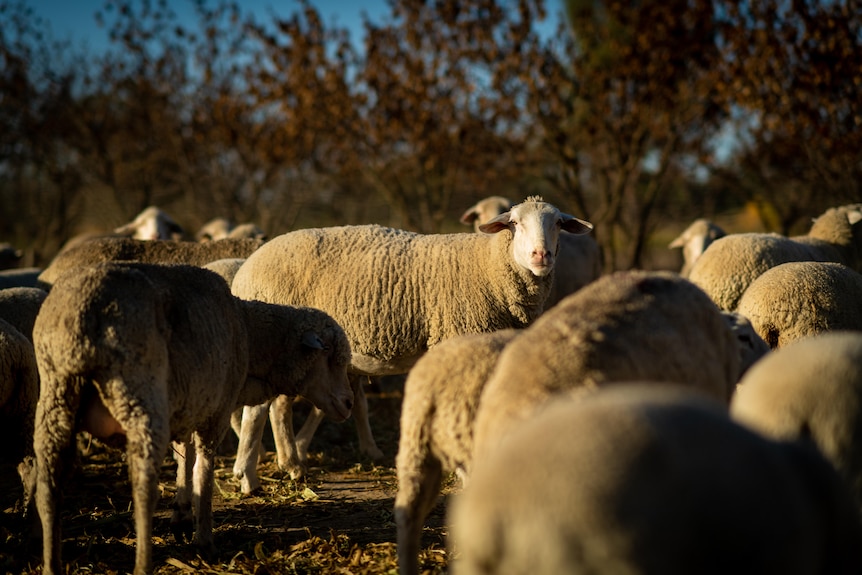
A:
344 397 354 411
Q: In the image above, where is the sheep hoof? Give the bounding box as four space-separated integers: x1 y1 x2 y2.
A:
170 518 194 544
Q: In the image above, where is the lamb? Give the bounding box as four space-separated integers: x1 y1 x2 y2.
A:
687 203 862 311
472 270 747 457
460 195 602 308
32 262 353 575
731 331 862 508
395 329 520 575
668 218 726 277
449 384 862 575
735 261 862 349
0 316 39 515
36 236 265 289
230 196 593 493
0 286 48 340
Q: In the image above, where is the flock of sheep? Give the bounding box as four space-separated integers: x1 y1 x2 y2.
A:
1 198 862 574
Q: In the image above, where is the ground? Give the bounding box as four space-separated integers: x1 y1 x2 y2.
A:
0 380 452 574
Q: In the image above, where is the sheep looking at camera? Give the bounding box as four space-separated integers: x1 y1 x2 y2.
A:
230 196 593 493
687 203 862 311
460 195 602 308
32 262 353 575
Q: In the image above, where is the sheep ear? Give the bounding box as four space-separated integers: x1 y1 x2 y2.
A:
301 331 325 351
668 234 686 248
848 210 862 226
561 214 594 235
460 206 479 225
478 212 511 234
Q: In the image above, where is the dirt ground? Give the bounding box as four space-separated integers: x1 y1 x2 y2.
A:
0 380 452 574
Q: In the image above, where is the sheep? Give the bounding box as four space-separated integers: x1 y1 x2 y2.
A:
0 242 22 269
0 287 48 340
460 195 602 308
687 203 862 311
0 267 42 289
0 316 39 516
722 311 771 376
32 262 353 575
449 384 862 575
472 270 745 458
36 236 265 289
56 206 187 257
230 195 593 493
731 331 862 509
196 218 266 242
201 258 246 287
668 218 726 277
395 328 520 575
735 261 862 349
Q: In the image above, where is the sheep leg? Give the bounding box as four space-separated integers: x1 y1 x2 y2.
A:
191 432 218 557
295 406 325 462
124 416 168 575
232 401 270 494
170 439 195 543
270 395 308 479
394 457 444 575
351 375 384 460
34 378 81 575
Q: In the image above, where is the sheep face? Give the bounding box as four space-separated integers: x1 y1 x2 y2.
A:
479 196 593 277
114 206 184 241
297 330 354 422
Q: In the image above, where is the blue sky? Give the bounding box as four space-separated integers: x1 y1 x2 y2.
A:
31 1 393 52
32 1 563 54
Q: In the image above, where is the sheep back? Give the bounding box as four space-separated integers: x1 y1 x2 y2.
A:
0 286 47 340
473 270 740 455
736 261 862 349
232 225 551 372
451 384 862 575
33 262 249 442
37 237 265 289
732 331 862 507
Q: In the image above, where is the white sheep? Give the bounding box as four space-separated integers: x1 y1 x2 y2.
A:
56 206 186 257
735 261 862 349
731 331 862 508
230 196 593 493
37 236 265 289
668 218 726 277
687 203 862 311
201 258 246 287
113 206 185 240
32 262 354 575
0 316 39 516
395 328 520 575
450 384 862 575
460 195 602 308
472 270 746 458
